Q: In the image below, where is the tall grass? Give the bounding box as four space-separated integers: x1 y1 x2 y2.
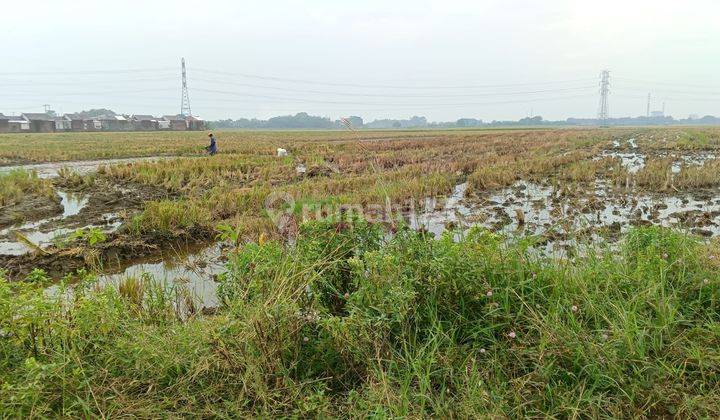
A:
674 159 720 189
635 158 673 190
1 222 718 417
129 199 213 236
633 158 720 190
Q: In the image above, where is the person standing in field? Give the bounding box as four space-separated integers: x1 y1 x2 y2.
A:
206 133 218 155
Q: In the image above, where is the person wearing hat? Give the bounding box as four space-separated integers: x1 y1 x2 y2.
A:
206 133 218 155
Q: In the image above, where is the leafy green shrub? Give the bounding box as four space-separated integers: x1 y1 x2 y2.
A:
66 227 108 246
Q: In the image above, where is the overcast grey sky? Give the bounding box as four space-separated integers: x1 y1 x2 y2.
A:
2 0 719 121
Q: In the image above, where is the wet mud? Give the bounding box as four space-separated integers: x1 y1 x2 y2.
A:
1 226 214 279
416 141 720 256
0 193 63 229
0 165 184 278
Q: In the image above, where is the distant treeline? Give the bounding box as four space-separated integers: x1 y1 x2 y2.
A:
211 113 461 129
209 112 720 129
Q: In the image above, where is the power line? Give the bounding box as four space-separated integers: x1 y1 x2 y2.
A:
191 67 597 90
613 76 720 90
190 96 595 111
613 93 720 104
1 88 178 98
0 67 176 76
8 64 718 118
649 96 720 103
190 76 596 98
0 76 177 87
192 87 594 107
612 85 720 97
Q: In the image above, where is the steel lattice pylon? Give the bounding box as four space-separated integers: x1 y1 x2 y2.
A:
180 58 192 117
597 70 610 123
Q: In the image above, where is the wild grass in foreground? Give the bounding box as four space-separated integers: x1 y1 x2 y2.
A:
1 222 719 417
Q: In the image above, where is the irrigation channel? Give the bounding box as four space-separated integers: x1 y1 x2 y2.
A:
4 143 720 312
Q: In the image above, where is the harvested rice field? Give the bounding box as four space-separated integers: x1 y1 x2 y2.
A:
4 128 720 281
1 127 719 417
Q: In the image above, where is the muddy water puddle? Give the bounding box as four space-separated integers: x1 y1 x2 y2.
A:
416 179 720 255
597 148 717 176
59 191 88 217
0 190 120 256
411 183 472 237
598 151 646 173
46 242 227 312
101 243 225 308
600 138 646 173
0 156 176 179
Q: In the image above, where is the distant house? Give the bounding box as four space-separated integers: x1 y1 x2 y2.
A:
157 118 171 130
84 118 102 131
161 115 205 131
64 114 86 131
6 116 30 132
21 113 55 132
162 115 187 131
131 115 158 131
2 111 201 132
0 114 9 132
99 115 130 131
53 115 72 131
185 115 205 131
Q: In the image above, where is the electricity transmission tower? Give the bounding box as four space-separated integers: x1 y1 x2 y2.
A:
180 58 192 117
646 93 651 118
597 70 610 124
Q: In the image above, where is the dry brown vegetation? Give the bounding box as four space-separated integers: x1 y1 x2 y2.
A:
674 159 720 189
